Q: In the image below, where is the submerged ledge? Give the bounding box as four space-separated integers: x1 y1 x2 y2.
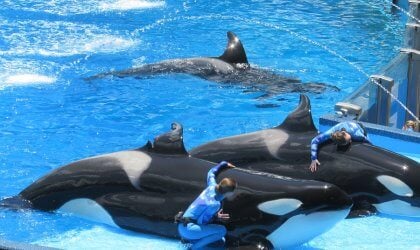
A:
0 238 59 250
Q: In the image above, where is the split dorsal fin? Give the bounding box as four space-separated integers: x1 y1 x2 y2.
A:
143 122 188 155
218 31 249 65
277 94 317 132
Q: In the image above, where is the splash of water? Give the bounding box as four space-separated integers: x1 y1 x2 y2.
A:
340 0 419 24
2 74 56 88
99 0 165 11
2 0 166 15
387 0 420 23
132 14 420 123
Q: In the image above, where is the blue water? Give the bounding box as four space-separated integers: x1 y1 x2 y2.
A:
1 0 419 249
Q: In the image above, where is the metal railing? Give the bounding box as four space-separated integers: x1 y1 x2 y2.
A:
334 1 419 130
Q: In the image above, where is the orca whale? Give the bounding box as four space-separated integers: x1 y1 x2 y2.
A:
87 31 339 96
1 123 352 249
191 94 420 219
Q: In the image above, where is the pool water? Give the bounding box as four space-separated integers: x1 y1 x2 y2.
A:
1 0 419 249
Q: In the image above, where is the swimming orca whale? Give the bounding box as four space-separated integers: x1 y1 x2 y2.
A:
191 94 420 219
87 31 339 96
1 123 352 249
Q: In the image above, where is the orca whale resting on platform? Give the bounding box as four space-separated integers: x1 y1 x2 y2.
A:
1 123 352 249
191 94 420 219
87 31 339 96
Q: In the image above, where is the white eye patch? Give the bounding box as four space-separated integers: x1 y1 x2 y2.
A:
377 175 413 197
258 198 302 216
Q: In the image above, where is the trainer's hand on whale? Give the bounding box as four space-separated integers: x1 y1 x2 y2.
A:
227 162 236 169
309 159 320 172
217 209 231 222
219 161 236 170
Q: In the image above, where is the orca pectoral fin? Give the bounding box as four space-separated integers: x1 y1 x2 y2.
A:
304 82 340 93
346 209 377 218
226 236 273 250
347 201 377 218
346 199 377 218
226 242 273 250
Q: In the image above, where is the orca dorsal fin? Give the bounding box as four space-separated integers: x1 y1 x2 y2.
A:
150 122 188 155
218 31 249 66
277 94 317 132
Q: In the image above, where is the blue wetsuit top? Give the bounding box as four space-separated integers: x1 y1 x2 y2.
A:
311 121 370 160
182 161 227 225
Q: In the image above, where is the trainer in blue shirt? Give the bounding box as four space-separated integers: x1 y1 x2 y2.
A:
177 161 237 249
309 121 371 172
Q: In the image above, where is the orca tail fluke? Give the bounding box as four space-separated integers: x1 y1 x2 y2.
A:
0 196 32 210
327 84 340 92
